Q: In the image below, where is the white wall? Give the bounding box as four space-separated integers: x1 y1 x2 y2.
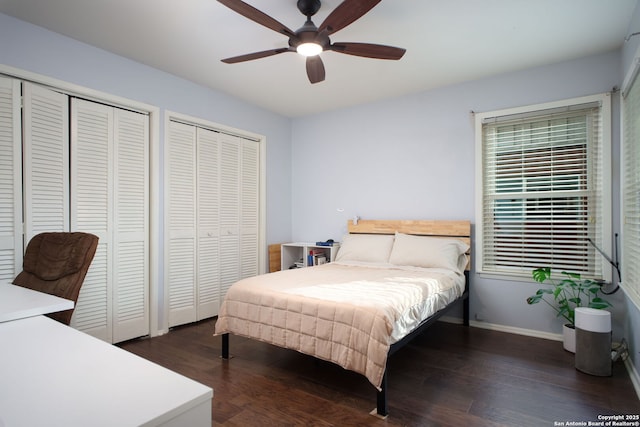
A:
291 50 629 340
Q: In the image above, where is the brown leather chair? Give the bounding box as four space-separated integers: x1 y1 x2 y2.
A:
13 232 99 325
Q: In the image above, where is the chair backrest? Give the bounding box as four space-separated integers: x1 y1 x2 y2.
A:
13 232 99 325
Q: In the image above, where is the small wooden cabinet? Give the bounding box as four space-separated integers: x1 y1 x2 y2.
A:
281 242 340 270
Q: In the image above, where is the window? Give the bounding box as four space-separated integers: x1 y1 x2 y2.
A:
622 66 640 308
475 94 611 279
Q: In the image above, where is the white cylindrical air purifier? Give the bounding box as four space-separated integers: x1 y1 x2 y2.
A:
574 307 611 376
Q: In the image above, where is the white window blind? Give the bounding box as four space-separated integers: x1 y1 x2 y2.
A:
477 95 610 279
622 70 640 308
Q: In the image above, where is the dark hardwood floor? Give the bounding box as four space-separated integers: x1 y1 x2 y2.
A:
118 319 639 426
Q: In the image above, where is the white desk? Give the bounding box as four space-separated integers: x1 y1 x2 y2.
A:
0 315 213 427
0 283 74 322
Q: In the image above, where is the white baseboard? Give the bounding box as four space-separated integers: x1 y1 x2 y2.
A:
439 316 563 342
469 319 564 342
624 358 640 401
438 317 640 401
154 328 169 337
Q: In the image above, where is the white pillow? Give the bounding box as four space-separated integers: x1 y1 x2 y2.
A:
388 232 469 272
335 234 395 263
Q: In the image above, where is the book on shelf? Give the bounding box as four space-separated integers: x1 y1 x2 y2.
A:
310 249 327 266
289 257 305 269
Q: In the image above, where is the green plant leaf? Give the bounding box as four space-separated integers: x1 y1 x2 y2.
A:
560 279 578 289
590 297 612 308
584 282 602 293
527 267 592 325
562 271 581 280
526 295 542 304
532 267 551 283
553 287 563 298
557 300 570 314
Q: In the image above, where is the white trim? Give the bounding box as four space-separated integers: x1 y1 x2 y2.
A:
620 281 640 313
0 64 151 114
601 93 613 280
474 93 609 123
0 64 162 339
7 78 22 274
149 106 161 338
481 100 602 124
477 271 539 284
620 58 640 312
624 357 640 401
469 319 564 342
167 110 264 143
474 113 485 273
622 43 640 97
441 315 564 341
437 316 563 343
259 135 267 275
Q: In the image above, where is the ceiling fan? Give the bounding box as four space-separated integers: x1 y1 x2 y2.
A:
217 0 406 84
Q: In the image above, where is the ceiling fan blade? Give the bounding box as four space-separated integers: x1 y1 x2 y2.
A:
329 42 406 60
221 48 293 64
217 0 295 38
318 0 381 35
306 56 326 84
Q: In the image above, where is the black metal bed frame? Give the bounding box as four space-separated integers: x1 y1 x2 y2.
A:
220 270 470 417
375 270 470 416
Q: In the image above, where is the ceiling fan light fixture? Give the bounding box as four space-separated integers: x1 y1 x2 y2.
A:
296 42 323 57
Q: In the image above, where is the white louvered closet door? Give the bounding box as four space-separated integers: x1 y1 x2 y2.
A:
0 76 22 283
240 139 259 281
167 121 198 327
22 83 70 240
70 99 111 340
196 127 221 320
5 80 149 343
112 109 149 342
218 133 241 297
219 134 260 295
70 99 149 343
167 119 261 328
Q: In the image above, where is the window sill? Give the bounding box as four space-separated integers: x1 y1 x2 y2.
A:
476 271 535 284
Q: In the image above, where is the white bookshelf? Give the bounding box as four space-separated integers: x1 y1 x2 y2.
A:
281 242 340 270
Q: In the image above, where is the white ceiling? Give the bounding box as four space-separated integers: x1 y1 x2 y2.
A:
0 0 637 117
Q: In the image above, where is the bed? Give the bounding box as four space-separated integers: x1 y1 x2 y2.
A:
215 219 471 417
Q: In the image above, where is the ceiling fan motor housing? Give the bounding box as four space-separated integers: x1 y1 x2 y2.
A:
297 0 321 17
290 18 329 50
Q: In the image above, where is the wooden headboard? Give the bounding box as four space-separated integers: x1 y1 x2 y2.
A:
347 219 471 270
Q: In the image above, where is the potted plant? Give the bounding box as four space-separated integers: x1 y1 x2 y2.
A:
526 267 612 352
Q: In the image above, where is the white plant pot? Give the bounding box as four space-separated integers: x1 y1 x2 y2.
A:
563 324 576 353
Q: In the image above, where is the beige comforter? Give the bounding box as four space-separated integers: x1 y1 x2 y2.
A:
214 261 465 389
